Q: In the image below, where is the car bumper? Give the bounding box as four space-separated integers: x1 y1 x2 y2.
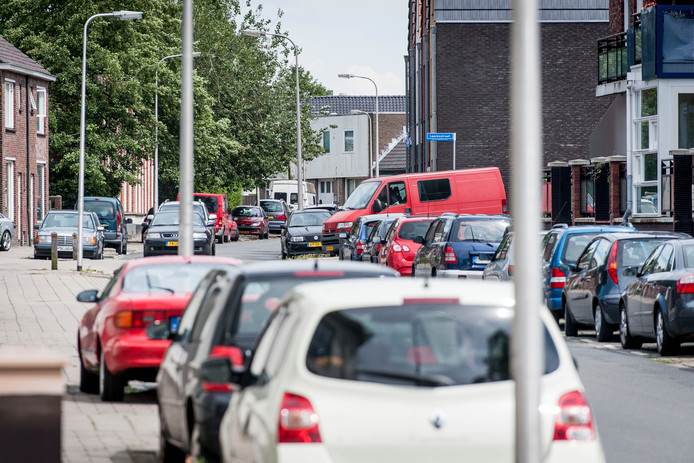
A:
34 243 98 257
144 239 210 256
103 335 171 376
268 221 286 231
193 391 232 457
668 297 694 337
287 242 323 255
600 293 622 325
438 269 485 279
321 232 345 254
238 226 263 234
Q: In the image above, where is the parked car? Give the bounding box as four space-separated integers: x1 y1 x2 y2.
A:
194 193 237 243
482 230 548 281
159 200 212 226
75 255 240 401
413 214 510 278
218 278 604 463
305 204 340 214
379 216 435 275
563 233 684 341
542 225 635 321
621 239 694 355
34 210 104 260
0 212 15 251
155 260 397 461
144 211 215 257
340 214 385 261
140 208 155 243
259 199 291 233
280 209 332 259
231 206 269 239
363 214 402 263
80 197 131 255
321 168 507 255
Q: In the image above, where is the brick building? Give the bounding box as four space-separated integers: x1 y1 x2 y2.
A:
0 36 55 245
406 0 613 189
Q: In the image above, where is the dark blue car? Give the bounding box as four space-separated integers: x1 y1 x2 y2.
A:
413 214 510 278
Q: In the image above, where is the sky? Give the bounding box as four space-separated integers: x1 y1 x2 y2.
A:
248 0 408 96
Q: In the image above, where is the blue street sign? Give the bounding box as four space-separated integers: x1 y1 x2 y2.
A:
426 132 455 142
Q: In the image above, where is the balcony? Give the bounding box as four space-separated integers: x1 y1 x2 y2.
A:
641 4 694 80
598 32 628 85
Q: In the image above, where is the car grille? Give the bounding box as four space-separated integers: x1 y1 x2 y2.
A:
321 233 340 246
162 232 178 239
57 235 73 246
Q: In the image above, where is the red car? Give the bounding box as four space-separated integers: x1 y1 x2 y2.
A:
231 205 270 239
379 217 434 276
193 193 239 243
76 256 240 402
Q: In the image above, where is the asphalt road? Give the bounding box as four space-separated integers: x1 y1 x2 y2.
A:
569 337 694 463
215 234 282 261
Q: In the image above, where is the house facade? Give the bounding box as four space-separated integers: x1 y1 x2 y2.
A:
0 36 55 245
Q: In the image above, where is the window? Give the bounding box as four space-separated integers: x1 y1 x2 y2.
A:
37 164 46 220
563 234 599 266
319 181 332 194
579 167 594 216
640 245 662 275
432 220 447 243
190 287 222 342
424 220 439 243
542 232 560 262
344 130 354 152
4 80 15 130
633 87 659 215
322 130 331 153
418 178 451 201
387 181 406 206
98 267 122 300
177 280 218 340
577 240 599 271
493 234 512 261
36 87 46 135
653 245 674 274
6 161 14 222
591 239 612 268
679 94 694 149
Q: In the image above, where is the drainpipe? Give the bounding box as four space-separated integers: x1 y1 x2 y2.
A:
624 0 633 218
624 0 630 32
430 25 438 171
25 76 31 245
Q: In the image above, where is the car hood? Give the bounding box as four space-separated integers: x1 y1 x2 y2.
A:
39 227 95 235
148 225 207 233
288 225 323 236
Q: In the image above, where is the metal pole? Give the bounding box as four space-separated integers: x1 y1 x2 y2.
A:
50 232 58 270
179 0 194 257
453 134 457 170
294 49 304 211
511 1 543 462
374 80 379 178
154 68 159 210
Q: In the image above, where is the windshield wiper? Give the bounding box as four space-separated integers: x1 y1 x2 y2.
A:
145 272 174 294
355 369 455 387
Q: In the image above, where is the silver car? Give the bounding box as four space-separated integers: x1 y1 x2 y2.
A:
34 211 105 260
0 213 14 251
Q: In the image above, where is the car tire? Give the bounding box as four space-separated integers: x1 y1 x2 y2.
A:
99 350 124 402
232 233 239 242
564 299 579 337
594 304 613 342
656 309 679 356
211 243 216 256
216 233 223 244
224 230 230 243
159 410 185 463
78 337 98 394
0 230 11 251
619 303 642 349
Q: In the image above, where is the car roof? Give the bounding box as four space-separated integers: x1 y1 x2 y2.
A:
238 260 398 277
361 213 404 222
357 167 500 184
48 210 78 214
122 255 241 271
83 196 117 202
562 225 634 235
260 199 283 203
453 214 510 221
594 232 683 242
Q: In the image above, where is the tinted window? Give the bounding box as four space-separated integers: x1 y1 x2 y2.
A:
418 179 451 202
453 220 509 243
591 239 612 268
83 201 115 220
122 264 220 294
306 305 559 387
620 239 667 268
361 221 380 241
398 220 434 241
190 287 223 342
641 246 663 275
274 192 287 202
577 240 599 270
260 201 283 213
562 234 599 265
653 245 674 273
542 232 560 262
288 212 330 227
194 195 219 214
232 207 262 217
494 233 512 261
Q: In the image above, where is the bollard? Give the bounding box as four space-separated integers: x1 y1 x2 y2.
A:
51 232 58 270
0 347 65 462
72 233 78 261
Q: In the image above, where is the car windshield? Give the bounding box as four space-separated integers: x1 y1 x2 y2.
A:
288 212 331 227
122 264 218 294
343 181 380 210
453 220 509 243
151 212 204 227
621 239 668 268
160 203 206 219
306 305 559 387
398 220 434 241
233 207 261 217
194 195 218 214
562 233 599 265
83 201 115 220
42 213 95 229
260 201 283 213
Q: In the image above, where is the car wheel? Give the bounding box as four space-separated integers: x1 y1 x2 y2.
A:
216 233 224 244
159 410 185 463
656 309 679 356
99 349 124 402
594 304 613 342
564 299 578 337
211 243 216 256
224 229 230 243
78 337 98 394
619 303 642 349
232 232 239 242
123 240 127 255
0 230 11 251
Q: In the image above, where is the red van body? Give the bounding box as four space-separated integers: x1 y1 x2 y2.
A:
321 168 506 254
192 193 239 243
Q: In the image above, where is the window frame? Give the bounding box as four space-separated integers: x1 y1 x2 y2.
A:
36 86 47 136
344 130 354 153
4 79 15 130
417 178 452 202
632 86 660 216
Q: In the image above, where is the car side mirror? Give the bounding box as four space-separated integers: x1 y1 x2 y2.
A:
200 346 247 388
209 213 218 221
76 289 99 303
125 218 133 224
146 320 171 340
97 226 105 232
372 200 384 214
372 236 381 244
414 236 425 245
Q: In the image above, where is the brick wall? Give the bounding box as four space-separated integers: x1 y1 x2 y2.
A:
435 22 613 191
372 113 405 162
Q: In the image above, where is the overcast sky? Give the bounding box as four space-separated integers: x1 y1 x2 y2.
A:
250 0 408 95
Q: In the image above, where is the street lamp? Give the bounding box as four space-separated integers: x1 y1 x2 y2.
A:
339 73 379 177
154 51 201 210
240 29 305 210
77 10 143 271
351 110 373 178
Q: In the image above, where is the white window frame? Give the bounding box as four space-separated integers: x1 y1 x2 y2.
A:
6 160 15 222
322 130 330 153
344 130 354 153
4 79 15 130
632 86 660 216
36 87 47 135
37 163 46 221
17 172 22 235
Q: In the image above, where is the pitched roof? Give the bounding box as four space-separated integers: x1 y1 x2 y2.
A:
309 95 406 116
0 36 55 81
379 138 407 175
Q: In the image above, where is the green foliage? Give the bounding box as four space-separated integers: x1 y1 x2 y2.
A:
0 0 330 207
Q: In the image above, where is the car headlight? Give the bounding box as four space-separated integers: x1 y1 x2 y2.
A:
193 232 208 240
37 234 50 243
82 235 97 245
290 236 304 242
146 232 161 239
337 222 353 230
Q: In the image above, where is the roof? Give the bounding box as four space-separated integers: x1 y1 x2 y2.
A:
0 36 55 81
309 95 406 116
379 138 407 175
239 259 398 277
434 0 608 23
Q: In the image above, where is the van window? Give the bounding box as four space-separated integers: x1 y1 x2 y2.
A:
274 192 287 202
84 201 115 221
388 182 407 206
418 179 451 202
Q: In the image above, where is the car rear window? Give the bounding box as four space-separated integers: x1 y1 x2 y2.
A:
42 213 95 229
562 234 598 265
620 239 668 268
398 220 433 241
260 201 283 213
452 220 509 243
84 201 115 221
361 221 381 240
194 195 219 214
233 207 261 217
306 305 559 387
123 264 219 294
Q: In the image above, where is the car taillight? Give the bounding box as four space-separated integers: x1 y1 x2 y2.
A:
507 264 514 276
444 245 457 264
116 211 122 236
676 275 694 295
392 243 402 252
356 240 364 256
553 390 595 442
278 392 321 443
276 214 287 221
550 268 566 289
114 310 166 329
607 242 619 284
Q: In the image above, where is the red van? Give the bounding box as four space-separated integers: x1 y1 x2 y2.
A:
321 168 506 254
192 193 239 243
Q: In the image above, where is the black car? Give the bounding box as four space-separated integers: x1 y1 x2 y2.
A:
363 215 400 263
621 239 694 355
80 196 131 254
280 209 332 259
140 207 155 243
563 233 684 341
143 211 214 257
154 261 397 461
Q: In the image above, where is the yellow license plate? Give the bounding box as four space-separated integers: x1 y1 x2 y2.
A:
166 241 178 247
308 242 321 248
325 245 334 251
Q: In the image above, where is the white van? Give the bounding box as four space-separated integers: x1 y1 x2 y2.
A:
269 180 317 209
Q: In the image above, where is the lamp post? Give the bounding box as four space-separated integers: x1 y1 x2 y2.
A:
339 73 379 177
77 10 143 271
240 29 304 210
154 51 201 210
350 110 373 178
179 0 194 257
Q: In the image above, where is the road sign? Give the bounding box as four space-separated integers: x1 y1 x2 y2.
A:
426 132 455 142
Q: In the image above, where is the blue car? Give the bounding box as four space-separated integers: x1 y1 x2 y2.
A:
541 224 636 320
413 214 511 278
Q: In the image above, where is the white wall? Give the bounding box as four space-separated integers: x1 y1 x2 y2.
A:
305 114 370 179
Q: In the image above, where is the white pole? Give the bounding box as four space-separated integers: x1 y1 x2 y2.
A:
511 0 543 462
294 48 304 211
453 134 457 170
374 81 379 177
154 68 159 210
179 0 194 257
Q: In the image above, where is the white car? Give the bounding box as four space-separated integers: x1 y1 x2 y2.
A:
219 279 605 463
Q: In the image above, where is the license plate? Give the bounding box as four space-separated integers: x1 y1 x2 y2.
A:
57 245 72 252
167 241 178 247
339 233 347 238
169 316 181 333
325 245 334 251
308 242 321 248
268 216 274 220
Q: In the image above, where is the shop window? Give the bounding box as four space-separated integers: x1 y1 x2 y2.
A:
580 167 595 217
679 94 694 149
